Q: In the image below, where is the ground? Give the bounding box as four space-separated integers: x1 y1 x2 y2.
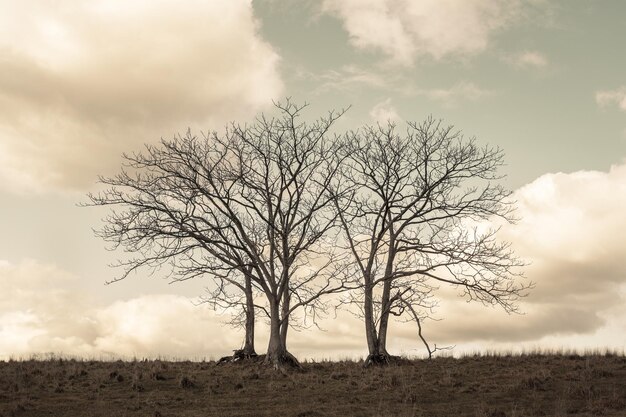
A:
0 353 624 416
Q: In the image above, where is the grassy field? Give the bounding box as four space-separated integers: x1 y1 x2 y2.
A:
1 353 625 417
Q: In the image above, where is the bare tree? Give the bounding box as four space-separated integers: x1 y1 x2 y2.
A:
86 139 262 360
334 118 530 366
87 101 350 368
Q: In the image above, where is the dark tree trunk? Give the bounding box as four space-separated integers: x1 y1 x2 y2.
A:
242 274 257 356
364 278 387 366
377 237 396 359
364 238 397 367
280 285 290 350
364 276 395 367
363 279 378 354
377 277 392 357
266 299 285 363
265 297 300 369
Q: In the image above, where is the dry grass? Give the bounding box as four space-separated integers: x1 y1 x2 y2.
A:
0 352 624 416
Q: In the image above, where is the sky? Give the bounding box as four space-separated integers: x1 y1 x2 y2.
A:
1 0 626 360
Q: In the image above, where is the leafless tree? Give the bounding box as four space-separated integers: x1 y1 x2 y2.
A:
334 118 530 366
87 101 351 368
86 141 262 360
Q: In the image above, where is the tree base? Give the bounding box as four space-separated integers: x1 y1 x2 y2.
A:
217 349 260 364
363 353 404 368
264 350 303 370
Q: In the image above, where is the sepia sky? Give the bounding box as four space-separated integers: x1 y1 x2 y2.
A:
1 0 626 360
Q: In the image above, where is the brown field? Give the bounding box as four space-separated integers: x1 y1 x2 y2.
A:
1 353 625 417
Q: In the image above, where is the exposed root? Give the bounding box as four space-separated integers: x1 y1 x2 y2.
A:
363 353 404 368
218 349 302 371
217 349 260 364
264 350 303 371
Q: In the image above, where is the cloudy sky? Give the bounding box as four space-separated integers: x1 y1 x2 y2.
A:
1 0 625 360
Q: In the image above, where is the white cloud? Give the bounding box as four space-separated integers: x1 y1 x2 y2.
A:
596 87 626 112
304 65 419 98
321 0 528 66
422 81 493 107
0 259 242 359
0 0 283 193
507 50 549 69
303 65 392 94
92 295 237 358
369 98 400 123
0 259 95 358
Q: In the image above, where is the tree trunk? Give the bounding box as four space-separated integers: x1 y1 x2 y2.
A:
363 279 382 366
280 284 290 350
266 299 285 364
377 277 392 357
377 236 396 359
364 276 394 367
242 274 256 356
365 239 396 367
265 297 300 369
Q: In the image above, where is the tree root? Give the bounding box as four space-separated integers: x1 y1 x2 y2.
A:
264 350 303 371
363 353 404 368
218 349 302 371
217 349 260 364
